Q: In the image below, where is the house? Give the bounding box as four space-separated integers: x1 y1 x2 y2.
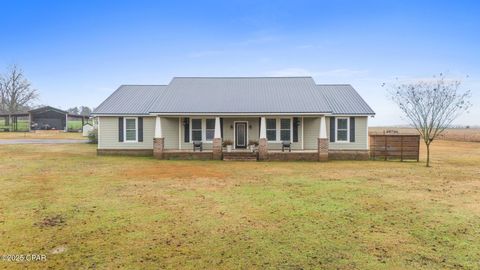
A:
92 77 375 161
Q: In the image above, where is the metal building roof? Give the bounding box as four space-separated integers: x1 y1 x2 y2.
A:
318 84 375 115
149 77 331 114
93 85 168 115
92 77 375 115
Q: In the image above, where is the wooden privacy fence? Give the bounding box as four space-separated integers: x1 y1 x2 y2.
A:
370 134 420 161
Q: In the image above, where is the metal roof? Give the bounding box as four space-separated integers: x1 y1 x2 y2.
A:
92 77 375 115
317 84 375 115
150 77 331 113
93 85 168 115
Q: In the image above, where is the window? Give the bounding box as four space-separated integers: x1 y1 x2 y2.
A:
280 118 291 141
266 119 276 141
205 119 215 141
191 119 202 141
125 118 137 142
336 118 349 142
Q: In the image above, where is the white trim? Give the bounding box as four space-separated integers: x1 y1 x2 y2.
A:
189 117 215 143
178 118 182 150
366 116 369 150
97 117 101 145
265 117 293 143
124 117 138 143
301 117 304 150
335 117 349 143
148 112 334 116
233 121 249 149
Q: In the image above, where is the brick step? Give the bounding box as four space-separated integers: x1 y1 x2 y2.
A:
223 152 257 161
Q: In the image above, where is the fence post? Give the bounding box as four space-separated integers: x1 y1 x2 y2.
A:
417 136 420 162
400 136 404 162
384 135 387 161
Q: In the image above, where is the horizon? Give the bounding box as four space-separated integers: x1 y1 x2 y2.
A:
0 0 478 126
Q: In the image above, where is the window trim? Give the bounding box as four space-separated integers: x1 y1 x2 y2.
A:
124 117 138 143
335 117 349 143
266 117 293 143
189 118 215 143
205 118 215 142
266 118 277 142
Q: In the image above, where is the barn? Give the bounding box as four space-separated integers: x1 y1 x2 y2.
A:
0 106 89 132
29 106 68 131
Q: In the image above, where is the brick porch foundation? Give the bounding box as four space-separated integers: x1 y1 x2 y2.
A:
153 138 164 159
318 138 329 161
212 138 222 160
258 138 268 161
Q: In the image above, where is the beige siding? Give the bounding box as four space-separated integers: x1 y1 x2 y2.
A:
98 115 368 151
303 117 320 150
327 116 368 150
302 116 369 150
162 117 179 150
98 116 154 149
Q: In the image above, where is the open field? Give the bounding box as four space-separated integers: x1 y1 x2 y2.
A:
0 131 84 140
370 127 480 142
0 141 479 269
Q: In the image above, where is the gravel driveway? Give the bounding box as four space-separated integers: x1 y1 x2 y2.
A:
0 139 89 144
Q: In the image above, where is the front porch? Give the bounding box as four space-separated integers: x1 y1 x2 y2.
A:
152 115 329 161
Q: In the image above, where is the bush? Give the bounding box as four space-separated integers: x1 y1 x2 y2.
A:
222 139 233 147
88 128 98 144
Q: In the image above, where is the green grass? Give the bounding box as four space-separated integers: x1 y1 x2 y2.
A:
0 141 479 269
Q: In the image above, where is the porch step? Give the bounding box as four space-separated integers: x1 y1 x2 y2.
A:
223 152 258 161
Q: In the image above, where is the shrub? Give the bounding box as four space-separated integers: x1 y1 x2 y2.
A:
222 139 233 147
88 128 98 144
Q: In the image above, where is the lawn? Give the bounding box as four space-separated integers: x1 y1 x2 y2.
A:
0 132 84 140
0 141 479 269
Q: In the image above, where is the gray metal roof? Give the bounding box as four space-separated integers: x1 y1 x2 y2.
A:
93 77 375 115
150 77 331 113
93 85 168 115
318 84 375 115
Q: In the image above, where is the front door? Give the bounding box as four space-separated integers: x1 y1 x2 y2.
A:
235 122 247 148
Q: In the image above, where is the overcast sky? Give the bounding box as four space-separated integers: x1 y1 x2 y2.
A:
0 0 478 126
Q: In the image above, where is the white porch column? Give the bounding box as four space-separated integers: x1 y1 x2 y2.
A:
214 117 221 138
154 116 164 159
212 116 222 160
258 116 268 160
318 116 329 161
260 117 267 139
154 116 163 138
319 116 327 139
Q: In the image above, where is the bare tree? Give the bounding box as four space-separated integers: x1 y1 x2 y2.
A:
0 65 38 113
387 73 471 167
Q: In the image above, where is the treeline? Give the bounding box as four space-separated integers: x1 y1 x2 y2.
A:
67 106 93 116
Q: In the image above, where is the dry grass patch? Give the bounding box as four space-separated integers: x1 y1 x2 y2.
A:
0 140 479 269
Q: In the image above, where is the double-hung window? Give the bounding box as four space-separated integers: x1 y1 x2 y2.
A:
336 118 349 142
191 119 202 141
266 119 276 141
125 118 137 142
205 119 215 141
280 119 291 141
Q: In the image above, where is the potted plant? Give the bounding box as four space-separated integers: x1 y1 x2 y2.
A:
223 140 233 152
248 140 259 152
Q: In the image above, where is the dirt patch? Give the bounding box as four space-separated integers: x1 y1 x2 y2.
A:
35 215 65 228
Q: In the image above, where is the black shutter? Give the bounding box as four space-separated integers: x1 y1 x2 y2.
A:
220 118 224 138
349 117 355 142
329 117 335 142
293 117 299 142
118 117 124 142
184 117 190 142
138 117 143 142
